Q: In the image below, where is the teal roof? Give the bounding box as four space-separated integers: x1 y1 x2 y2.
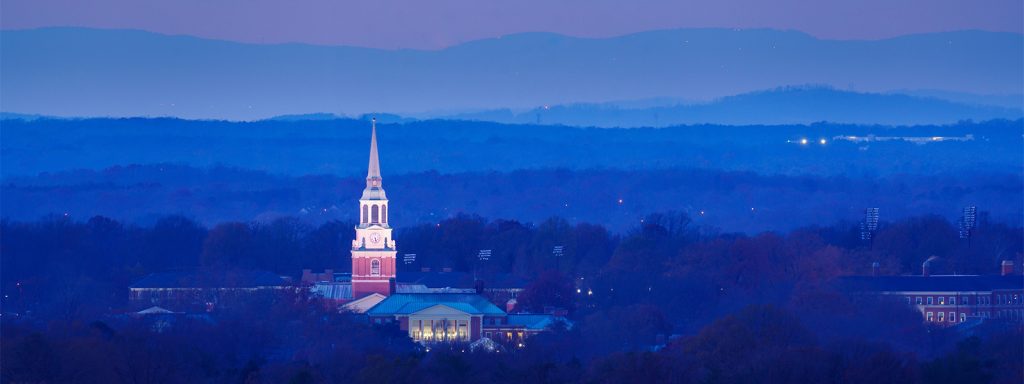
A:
366 293 506 316
504 314 570 330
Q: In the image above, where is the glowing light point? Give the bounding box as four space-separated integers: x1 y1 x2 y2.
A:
819 138 827 145
800 138 808 145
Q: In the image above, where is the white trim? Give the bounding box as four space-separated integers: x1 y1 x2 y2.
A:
880 291 989 295
350 253 397 258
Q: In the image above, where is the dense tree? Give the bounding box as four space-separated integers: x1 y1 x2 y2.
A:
201 222 255 268
516 271 575 313
1 212 1022 383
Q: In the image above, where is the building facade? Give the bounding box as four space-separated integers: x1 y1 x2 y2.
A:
839 261 1023 327
366 293 569 345
129 270 288 312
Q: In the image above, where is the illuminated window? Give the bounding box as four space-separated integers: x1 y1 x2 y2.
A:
458 321 468 341
937 312 944 322
411 320 423 340
926 312 933 322
447 320 458 341
424 320 434 341
960 313 966 322
371 259 381 276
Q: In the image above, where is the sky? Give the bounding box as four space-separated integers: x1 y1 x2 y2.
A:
3 0 1022 49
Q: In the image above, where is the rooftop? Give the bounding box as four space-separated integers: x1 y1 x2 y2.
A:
130 270 286 289
397 271 528 290
366 293 507 316
503 314 572 331
311 282 354 300
837 274 1024 293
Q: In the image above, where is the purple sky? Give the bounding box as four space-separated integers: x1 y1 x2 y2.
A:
3 0 1021 49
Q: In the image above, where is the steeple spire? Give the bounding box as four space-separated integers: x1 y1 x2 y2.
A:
366 118 382 188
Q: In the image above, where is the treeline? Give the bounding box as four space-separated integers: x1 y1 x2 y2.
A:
2 212 1020 323
2 212 1022 382
3 117 1022 177
4 164 1022 233
3 290 1020 383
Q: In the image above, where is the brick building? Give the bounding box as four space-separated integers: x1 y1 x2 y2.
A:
839 261 1023 327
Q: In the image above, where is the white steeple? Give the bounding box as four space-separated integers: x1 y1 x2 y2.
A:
351 118 397 298
361 118 387 201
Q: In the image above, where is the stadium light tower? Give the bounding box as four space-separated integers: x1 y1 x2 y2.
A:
959 206 977 246
553 245 564 272
860 208 879 248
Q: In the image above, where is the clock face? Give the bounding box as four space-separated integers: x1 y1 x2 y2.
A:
369 233 382 244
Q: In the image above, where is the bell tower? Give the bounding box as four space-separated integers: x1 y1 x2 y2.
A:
351 118 397 298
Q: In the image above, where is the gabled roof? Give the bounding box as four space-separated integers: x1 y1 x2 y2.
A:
396 272 528 290
312 282 353 300
343 292 386 313
366 293 506 316
394 283 474 294
404 302 478 315
397 272 476 289
136 306 176 315
130 270 286 289
837 275 1024 293
505 314 556 330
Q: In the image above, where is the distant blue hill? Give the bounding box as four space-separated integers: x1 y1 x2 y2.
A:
1 27 1021 123
437 86 1024 126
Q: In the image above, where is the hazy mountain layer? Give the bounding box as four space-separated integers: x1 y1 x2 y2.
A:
2 28 1021 121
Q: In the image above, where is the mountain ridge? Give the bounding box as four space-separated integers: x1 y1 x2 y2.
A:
2 27 1021 122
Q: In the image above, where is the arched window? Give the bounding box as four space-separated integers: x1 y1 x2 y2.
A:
371 259 381 276
371 205 379 223
361 205 368 223
382 204 388 223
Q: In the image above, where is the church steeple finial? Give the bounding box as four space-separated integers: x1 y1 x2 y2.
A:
366 118 382 187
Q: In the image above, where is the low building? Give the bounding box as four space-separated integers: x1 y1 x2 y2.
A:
838 261 1023 327
365 293 569 345
484 313 572 346
129 270 288 312
302 269 525 309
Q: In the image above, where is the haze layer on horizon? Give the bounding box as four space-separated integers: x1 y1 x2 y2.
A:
2 0 1022 49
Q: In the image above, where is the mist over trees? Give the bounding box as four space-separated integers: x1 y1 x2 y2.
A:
3 118 1021 178
3 164 1021 234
